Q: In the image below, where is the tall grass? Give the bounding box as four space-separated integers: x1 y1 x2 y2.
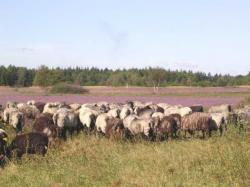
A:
0 126 249 187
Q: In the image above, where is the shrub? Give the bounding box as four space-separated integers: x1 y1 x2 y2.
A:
50 83 88 94
237 95 250 108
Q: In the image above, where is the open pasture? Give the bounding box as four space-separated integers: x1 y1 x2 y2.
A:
0 86 249 187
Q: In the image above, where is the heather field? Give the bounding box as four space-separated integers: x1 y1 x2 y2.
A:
0 86 248 107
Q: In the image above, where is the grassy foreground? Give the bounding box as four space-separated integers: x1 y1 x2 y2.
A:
0 126 249 187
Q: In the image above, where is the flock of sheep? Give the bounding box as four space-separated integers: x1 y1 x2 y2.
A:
0 100 249 166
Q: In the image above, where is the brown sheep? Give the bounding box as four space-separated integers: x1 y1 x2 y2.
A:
104 117 128 139
6 132 49 159
190 105 204 112
181 112 216 138
155 116 177 140
34 102 46 113
32 113 58 141
168 113 181 129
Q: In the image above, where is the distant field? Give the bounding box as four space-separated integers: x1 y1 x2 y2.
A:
0 86 248 107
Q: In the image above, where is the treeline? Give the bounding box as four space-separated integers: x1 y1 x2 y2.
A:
0 65 249 87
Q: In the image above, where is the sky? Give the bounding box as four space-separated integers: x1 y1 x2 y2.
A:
0 0 250 75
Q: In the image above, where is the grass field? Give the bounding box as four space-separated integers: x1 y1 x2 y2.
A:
0 86 249 187
0 124 249 187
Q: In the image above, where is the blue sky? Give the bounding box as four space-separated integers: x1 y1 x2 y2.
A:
0 0 250 75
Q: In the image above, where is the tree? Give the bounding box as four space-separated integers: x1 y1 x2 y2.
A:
148 67 166 93
16 67 28 86
49 68 65 85
5 65 18 86
33 65 50 87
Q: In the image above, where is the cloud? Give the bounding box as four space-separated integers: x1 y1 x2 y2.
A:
173 61 198 69
155 60 199 71
16 47 35 53
99 21 128 52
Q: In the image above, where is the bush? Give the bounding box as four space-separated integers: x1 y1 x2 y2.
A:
237 95 250 108
50 83 88 94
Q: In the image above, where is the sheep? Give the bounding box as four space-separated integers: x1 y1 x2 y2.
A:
3 108 25 134
6 101 17 109
164 106 192 117
148 104 164 113
79 108 98 131
53 108 80 139
154 116 177 140
17 103 40 119
226 112 238 126
107 108 121 118
96 102 110 112
210 113 226 136
152 112 164 120
127 117 155 140
6 132 49 159
157 103 170 110
133 101 144 108
43 102 60 115
181 112 215 138
32 113 58 141
34 102 46 113
96 113 111 134
208 104 232 113
134 106 154 119
27 100 36 105
236 111 250 131
190 105 204 112
119 106 133 120
125 101 134 109
237 111 250 124
0 129 8 166
104 117 128 139
70 103 81 111
81 104 107 114
16 103 26 109
168 113 182 129
123 114 139 128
